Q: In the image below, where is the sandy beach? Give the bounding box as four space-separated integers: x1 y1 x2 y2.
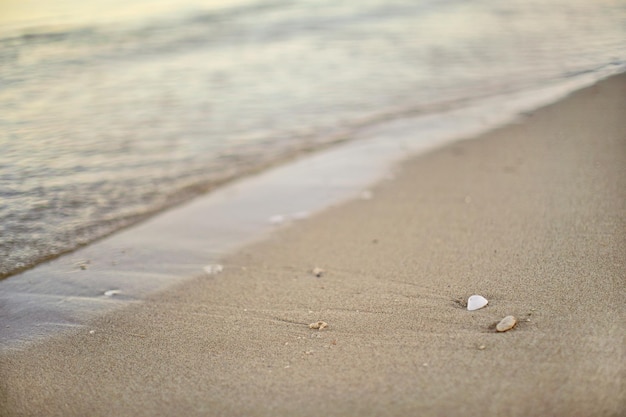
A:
1 74 625 416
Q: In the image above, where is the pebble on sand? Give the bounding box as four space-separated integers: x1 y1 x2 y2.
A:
104 290 121 297
309 321 328 330
496 315 517 332
467 295 488 311
312 267 325 277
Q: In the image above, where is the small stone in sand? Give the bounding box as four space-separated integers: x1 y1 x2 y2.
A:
496 315 517 332
467 295 488 311
478 345 486 350
104 290 121 297
89 330 96 335
312 267 324 277
309 321 328 330
203 264 223 275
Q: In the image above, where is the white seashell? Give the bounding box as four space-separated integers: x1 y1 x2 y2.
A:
467 295 488 311
496 315 517 332
104 290 121 297
203 264 223 275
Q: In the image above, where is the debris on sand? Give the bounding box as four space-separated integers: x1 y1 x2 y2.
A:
311 267 325 277
467 295 488 311
104 290 121 297
203 264 224 275
496 315 517 332
309 321 328 330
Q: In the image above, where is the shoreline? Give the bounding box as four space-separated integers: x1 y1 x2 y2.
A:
1 74 624 416
2 66 623 282
0 71 621 350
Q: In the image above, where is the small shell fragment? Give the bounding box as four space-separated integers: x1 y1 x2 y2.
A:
312 267 324 277
309 321 328 330
496 315 517 332
104 290 121 297
203 264 223 275
467 295 488 311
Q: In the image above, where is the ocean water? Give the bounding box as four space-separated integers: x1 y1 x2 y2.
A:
1 0 625 278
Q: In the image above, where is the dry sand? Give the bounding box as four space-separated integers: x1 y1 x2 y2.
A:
1 75 625 416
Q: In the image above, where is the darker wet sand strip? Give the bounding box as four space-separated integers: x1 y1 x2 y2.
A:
1 74 625 417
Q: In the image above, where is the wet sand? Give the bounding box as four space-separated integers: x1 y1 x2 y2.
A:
1 74 625 416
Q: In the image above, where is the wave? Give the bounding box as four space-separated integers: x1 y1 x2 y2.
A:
1 0 625 279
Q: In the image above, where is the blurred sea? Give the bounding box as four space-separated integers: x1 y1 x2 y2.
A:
1 0 625 278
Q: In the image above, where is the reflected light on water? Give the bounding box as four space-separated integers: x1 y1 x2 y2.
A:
0 0 253 34
0 0 624 278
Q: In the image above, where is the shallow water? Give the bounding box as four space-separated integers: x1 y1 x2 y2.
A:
1 0 625 277
0 74 615 350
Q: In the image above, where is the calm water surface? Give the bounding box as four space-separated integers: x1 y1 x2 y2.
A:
1 0 625 277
